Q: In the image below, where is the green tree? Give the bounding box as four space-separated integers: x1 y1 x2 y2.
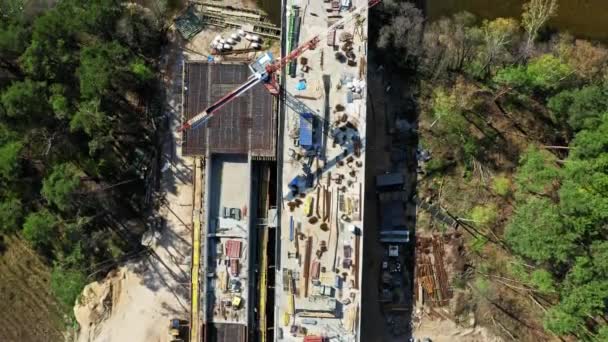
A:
70 99 108 136
0 22 29 75
22 209 58 249
42 163 82 211
558 118 608 236
526 54 571 90
543 306 582 335
494 54 571 91
79 42 128 99
596 325 608 341
50 266 86 309
0 140 22 180
505 197 575 262
1 80 48 119
547 85 608 130
48 83 70 120
568 112 608 159
530 269 555 293
590 241 608 276
493 65 531 89
130 59 154 83
20 6 80 80
0 194 22 232
514 146 562 196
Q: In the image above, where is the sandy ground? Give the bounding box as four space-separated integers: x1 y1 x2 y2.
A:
414 317 503 342
74 28 193 342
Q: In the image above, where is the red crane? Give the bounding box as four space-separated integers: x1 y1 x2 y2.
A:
179 0 382 132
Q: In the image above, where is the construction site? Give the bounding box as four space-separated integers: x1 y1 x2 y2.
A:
174 0 408 341
274 0 373 341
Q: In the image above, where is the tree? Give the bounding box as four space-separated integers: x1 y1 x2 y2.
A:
130 59 154 83
0 140 22 180
377 0 424 66
0 0 27 20
79 42 129 99
525 54 571 90
494 54 571 91
558 117 608 236
0 80 48 119
521 0 558 52
548 85 608 130
569 113 608 159
476 17 520 76
422 12 481 78
50 265 86 309
558 38 608 80
530 269 556 293
0 22 29 75
48 83 71 120
470 204 498 226
20 6 80 80
22 209 58 249
514 146 562 196
0 194 22 232
42 163 82 211
505 197 576 262
70 99 109 136
543 306 582 335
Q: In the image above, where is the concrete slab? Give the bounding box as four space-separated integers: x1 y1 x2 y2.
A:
275 0 370 340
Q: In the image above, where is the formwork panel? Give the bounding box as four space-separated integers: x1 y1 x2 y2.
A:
182 62 275 157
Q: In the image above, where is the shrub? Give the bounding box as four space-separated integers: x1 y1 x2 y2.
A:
470 203 498 226
491 175 511 196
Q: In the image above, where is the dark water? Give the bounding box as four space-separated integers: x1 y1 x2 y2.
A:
257 0 281 25
427 0 608 41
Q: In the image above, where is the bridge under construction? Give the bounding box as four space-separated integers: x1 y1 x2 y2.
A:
181 1 375 341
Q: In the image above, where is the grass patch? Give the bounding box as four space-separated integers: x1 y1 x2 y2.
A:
0 235 65 342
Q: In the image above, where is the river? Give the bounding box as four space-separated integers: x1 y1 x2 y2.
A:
427 0 608 41
257 0 608 41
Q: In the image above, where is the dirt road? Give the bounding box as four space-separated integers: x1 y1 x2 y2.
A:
75 28 193 342
360 42 419 340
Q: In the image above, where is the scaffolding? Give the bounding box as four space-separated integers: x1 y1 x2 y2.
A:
175 5 204 40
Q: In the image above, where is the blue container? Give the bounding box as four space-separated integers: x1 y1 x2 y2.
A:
300 112 314 149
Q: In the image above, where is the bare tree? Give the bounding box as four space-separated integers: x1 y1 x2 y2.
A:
522 0 559 53
422 12 480 79
479 17 520 75
377 0 424 67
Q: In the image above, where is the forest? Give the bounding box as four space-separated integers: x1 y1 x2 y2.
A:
0 0 171 335
376 0 607 340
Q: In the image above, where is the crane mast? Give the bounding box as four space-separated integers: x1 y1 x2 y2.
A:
179 0 382 133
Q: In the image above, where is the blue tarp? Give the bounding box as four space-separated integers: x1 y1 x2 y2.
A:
296 80 307 91
299 112 314 148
